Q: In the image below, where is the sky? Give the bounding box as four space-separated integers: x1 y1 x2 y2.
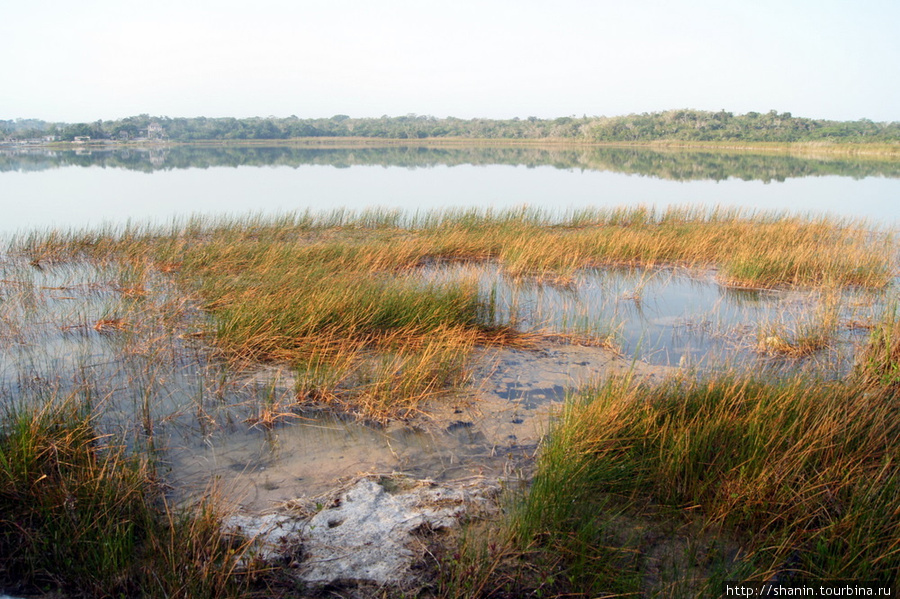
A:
2 0 898 123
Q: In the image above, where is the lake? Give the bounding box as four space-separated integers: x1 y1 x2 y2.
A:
2 144 899 235
1 143 899 510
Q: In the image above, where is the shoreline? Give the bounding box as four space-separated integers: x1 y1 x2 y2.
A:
6 136 900 158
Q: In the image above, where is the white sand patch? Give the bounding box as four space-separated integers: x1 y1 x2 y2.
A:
226 475 500 586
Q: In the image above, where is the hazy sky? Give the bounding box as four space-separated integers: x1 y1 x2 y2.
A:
3 0 898 123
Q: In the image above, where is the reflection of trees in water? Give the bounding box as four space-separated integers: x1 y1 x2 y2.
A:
2 145 900 182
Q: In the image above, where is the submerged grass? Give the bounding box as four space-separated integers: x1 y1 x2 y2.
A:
7 205 896 421
1 205 899 596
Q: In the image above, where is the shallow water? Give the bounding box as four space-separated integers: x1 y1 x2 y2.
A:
2 143 897 511
424 262 883 372
1 252 888 511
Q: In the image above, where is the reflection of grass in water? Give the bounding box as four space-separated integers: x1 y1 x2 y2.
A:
435 310 900 597
14 204 898 286
6 205 896 418
756 291 842 358
0 256 292 597
2 205 898 595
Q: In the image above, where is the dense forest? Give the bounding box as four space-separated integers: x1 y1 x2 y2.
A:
2 110 899 144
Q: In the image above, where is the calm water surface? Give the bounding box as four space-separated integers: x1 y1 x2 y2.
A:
2 144 898 234
1 144 898 510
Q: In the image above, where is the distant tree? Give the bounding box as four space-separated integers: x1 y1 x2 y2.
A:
10 111 898 145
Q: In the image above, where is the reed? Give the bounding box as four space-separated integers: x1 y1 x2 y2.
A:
514 371 900 594
0 396 258 598
2 206 899 596
11 205 894 291
757 292 842 358
139 224 522 418
857 306 900 391
7 205 894 421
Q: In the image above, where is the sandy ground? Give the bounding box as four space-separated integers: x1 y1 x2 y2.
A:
169 341 672 514
424 341 673 449
214 343 676 590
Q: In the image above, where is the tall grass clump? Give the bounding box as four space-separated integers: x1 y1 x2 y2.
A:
145 226 516 418
412 205 895 289
516 373 900 594
0 397 257 598
857 306 900 391
7 205 895 420
9 206 895 292
0 399 147 594
756 292 842 357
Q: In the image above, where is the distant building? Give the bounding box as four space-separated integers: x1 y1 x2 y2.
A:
147 122 165 139
73 136 91 143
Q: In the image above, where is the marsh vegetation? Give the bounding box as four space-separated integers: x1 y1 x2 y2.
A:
1 205 898 596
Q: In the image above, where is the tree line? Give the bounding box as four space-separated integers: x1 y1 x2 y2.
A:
5 145 900 182
2 110 899 144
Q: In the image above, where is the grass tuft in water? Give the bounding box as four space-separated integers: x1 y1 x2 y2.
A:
513 369 900 594
5 205 896 420
0 396 258 598
857 306 900 391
